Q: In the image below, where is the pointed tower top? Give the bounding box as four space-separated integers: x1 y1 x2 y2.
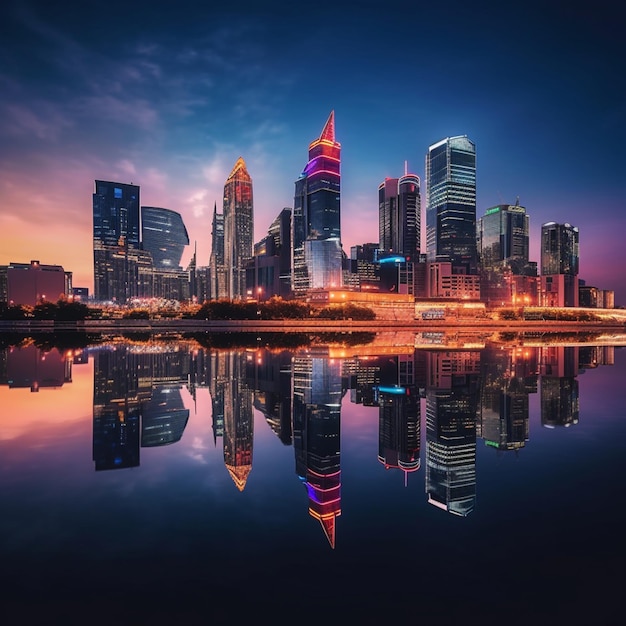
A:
319 110 335 143
318 515 337 549
226 156 250 181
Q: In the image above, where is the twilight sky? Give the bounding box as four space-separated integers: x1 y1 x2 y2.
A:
1 1 624 302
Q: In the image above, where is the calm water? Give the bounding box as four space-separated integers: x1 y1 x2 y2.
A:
1 332 625 625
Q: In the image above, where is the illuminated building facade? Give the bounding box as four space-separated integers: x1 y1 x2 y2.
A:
209 202 226 300
141 206 189 271
93 180 142 303
477 202 537 306
540 222 579 307
246 207 292 300
293 111 343 295
478 202 530 270
425 136 477 274
223 158 254 300
378 166 421 261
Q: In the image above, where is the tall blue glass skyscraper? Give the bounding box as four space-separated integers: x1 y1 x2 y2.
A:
93 180 140 249
425 136 477 274
292 111 342 294
93 180 144 302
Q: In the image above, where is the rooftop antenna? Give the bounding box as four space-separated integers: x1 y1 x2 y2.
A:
404 160 408 176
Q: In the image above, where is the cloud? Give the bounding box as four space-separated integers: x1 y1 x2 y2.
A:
1 102 74 142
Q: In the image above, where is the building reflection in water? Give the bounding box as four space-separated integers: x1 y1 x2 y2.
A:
293 348 343 548
375 354 421 483
3 335 606 532
92 345 190 471
2 344 73 392
221 351 254 491
425 350 480 517
247 348 293 445
478 345 537 452
540 346 579 428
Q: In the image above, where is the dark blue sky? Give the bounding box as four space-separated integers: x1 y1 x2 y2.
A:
1 0 624 301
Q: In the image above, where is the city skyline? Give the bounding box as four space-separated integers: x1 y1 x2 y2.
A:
1 1 624 302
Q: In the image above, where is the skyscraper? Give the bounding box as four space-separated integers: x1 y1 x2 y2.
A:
141 206 189 271
93 180 147 303
425 136 477 274
477 201 537 306
477 201 530 271
292 111 342 295
540 222 579 307
208 202 226 300
93 180 140 250
378 164 421 261
223 158 253 300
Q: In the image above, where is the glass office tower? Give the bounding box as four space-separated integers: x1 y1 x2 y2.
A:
292 111 342 294
540 222 579 307
93 180 140 249
209 202 226 300
425 136 477 274
477 202 529 271
223 157 254 300
141 206 189 270
93 180 143 303
378 166 421 261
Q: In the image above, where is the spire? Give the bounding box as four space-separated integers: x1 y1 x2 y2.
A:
319 110 335 143
318 515 337 549
226 156 249 181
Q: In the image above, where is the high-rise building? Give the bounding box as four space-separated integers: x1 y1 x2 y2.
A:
246 207 292 300
208 202 226 300
540 222 579 307
292 111 342 295
477 201 537 306
93 180 140 249
425 136 477 274
141 206 189 271
92 180 143 303
378 165 421 261
477 201 530 271
223 158 254 300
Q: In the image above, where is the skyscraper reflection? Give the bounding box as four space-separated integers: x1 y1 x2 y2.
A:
247 348 293 445
478 345 537 452
425 351 480 516
293 348 343 547
376 353 421 482
540 346 580 427
92 345 191 470
221 351 254 491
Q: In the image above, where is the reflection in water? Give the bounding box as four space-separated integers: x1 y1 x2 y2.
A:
0 335 619 538
221 351 254 491
92 346 190 470
425 351 480 516
293 348 343 547
3 344 72 392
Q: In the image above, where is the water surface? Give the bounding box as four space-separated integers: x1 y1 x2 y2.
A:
1 333 624 624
